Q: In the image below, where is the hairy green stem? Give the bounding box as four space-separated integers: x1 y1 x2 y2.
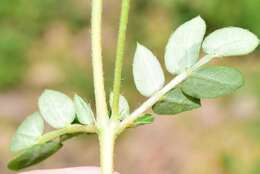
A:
99 125 116 174
91 0 108 124
111 0 131 120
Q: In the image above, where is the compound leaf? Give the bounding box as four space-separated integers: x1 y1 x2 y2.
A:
165 16 206 74
38 90 76 129
133 43 165 97
74 95 94 125
203 27 259 57
8 141 62 171
10 112 44 153
152 88 201 115
182 66 244 99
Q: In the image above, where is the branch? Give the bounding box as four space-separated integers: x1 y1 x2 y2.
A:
37 125 96 144
111 0 131 120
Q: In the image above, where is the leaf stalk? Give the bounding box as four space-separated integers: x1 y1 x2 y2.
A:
112 0 131 120
37 124 96 144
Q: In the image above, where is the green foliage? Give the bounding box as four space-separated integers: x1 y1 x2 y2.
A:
8 90 96 171
132 114 154 127
203 27 259 56
240 0 260 37
153 88 201 115
38 90 76 129
165 16 206 74
7 9 260 172
74 95 95 125
165 0 260 37
133 44 165 97
8 141 63 171
0 28 28 90
0 0 89 35
182 66 244 99
0 0 91 90
133 15 257 119
109 93 130 120
11 112 44 153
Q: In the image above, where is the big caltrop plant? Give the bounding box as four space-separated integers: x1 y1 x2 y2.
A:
8 0 259 174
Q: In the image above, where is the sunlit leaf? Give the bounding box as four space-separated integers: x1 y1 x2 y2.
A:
38 90 76 129
8 141 62 171
133 43 165 97
152 88 201 115
74 95 94 125
182 66 244 99
109 92 130 119
202 27 259 56
165 16 206 74
10 112 44 153
132 114 154 127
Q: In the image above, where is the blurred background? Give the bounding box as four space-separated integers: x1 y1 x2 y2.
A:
1 0 260 173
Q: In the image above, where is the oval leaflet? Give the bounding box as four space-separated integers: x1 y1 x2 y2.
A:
202 27 259 57
8 141 62 171
133 43 165 97
153 88 201 115
74 95 95 125
165 16 206 74
182 66 244 99
109 92 130 119
10 112 44 153
38 90 76 129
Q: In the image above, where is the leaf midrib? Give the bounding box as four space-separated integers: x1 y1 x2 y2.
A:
192 71 236 87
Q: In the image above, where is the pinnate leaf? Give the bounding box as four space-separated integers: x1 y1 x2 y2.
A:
202 27 259 57
133 44 165 97
152 88 201 115
182 66 244 99
11 112 44 153
165 16 206 74
8 141 62 171
38 90 76 129
74 95 94 125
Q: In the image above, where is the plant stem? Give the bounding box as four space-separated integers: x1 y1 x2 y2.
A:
91 0 108 124
99 125 116 174
119 55 216 131
111 0 131 120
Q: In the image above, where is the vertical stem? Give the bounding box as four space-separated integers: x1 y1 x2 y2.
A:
111 0 131 120
99 128 116 174
91 0 108 124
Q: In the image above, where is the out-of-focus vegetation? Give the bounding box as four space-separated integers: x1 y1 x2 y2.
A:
0 0 260 173
0 0 90 91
